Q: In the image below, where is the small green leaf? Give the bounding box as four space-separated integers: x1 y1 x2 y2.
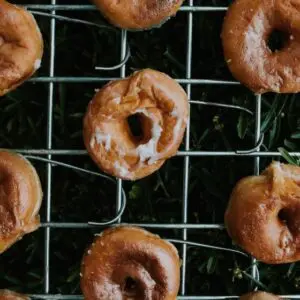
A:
242 271 268 290
284 139 297 151
6 118 14 133
70 131 82 139
287 263 296 278
268 119 277 149
288 94 297 130
261 94 287 133
278 147 300 166
67 270 79 283
237 112 248 139
261 95 280 132
70 113 84 118
291 132 300 139
206 256 217 274
3 275 21 285
129 184 142 200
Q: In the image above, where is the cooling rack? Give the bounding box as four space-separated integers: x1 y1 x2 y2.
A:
4 0 300 299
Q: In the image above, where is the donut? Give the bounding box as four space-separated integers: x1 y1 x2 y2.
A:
221 0 300 94
0 150 43 254
83 69 189 180
0 0 43 96
92 0 184 30
225 161 300 264
240 291 280 300
0 290 29 300
80 226 180 300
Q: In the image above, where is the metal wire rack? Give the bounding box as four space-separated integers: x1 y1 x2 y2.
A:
4 1 300 299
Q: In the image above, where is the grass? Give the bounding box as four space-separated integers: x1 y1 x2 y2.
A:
1 0 300 297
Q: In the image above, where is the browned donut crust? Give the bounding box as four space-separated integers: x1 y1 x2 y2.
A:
240 291 280 300
0 290 29 300
83 69 189 181
81 226 180 300
92 0 184 30
225 162 300 264
0 0 43 96
222 0 300 94
0 150 43 254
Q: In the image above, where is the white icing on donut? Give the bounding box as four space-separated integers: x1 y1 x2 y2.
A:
118 147 126 157
273 161 300 182
280 232 293 255
173 118 183 140
136 139 158 163
152 120 163 139
90 136 96 149
90 128 112 151
112 97 121 105
170 106 185 146
134 109 162 164
170 107 179 117
114 161 129 177
96 132 111 151
96 105 186 171
34 59 41 70
126 107 186 165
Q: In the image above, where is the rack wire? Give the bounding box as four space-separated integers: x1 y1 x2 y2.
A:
4 1 300 299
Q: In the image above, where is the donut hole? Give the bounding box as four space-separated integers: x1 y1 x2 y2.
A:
128 114 143 138
127 113 152 144
278 205 300 235
278 208 290 225
267 29 289 52
123 276 138 296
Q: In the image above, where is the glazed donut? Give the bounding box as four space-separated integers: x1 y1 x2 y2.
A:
83 69 189 180
0 290 29 300
0 150 43 254
0 0 43 96
240 291 280 300
222 0 300 94
225 162 300 264
80 226 180 300
92 0 184 30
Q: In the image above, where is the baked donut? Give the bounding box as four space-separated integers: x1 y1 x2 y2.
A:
92 0 184 30
83 69 189 180
0 0 43 96
0 290 29 300
240 291 280 300
0 150 43 254
225 162 300 264
81 226 180 300
222 0 300 94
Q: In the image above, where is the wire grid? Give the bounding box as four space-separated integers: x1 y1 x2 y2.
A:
7 1 299 299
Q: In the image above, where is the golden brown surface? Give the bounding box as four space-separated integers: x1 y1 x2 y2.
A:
240 291 280 300
92 0 184 30
225 162 300 264
83 69 189 180
0 150 43 254
81 226 180 300
0 0 43 96
0 289 29 300
222 0 300 94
